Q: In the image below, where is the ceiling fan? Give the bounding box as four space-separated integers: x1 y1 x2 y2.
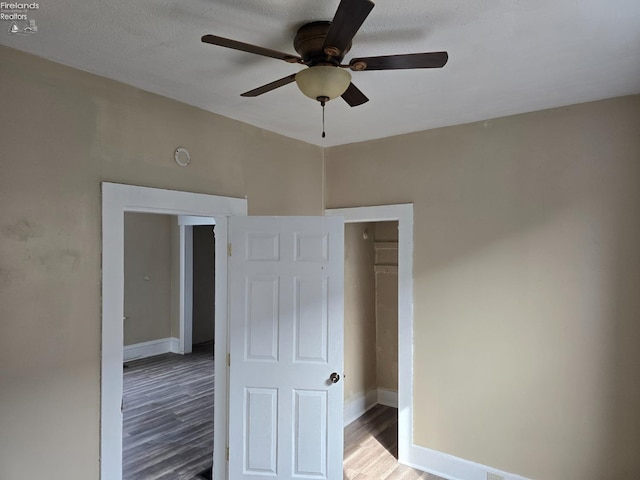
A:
202 0 447 136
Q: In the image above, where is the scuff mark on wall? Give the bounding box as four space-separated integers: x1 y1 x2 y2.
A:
0 266 23 288
35 248 81 273
2 218 44 242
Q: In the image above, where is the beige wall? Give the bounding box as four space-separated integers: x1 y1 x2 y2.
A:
374 221 399 243
374 222 398 392
192 225 216 345
123 213 173 346
343 223 377 403
326 95 640 480
0 45 323 480
374 271 398 391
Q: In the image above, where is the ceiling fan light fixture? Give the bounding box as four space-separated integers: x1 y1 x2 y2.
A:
295 66 352 102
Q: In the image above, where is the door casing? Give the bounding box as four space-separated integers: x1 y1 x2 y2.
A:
101 182 246 480
325 204 413 465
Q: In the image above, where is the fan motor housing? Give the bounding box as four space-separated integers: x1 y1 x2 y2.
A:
294 21 351 65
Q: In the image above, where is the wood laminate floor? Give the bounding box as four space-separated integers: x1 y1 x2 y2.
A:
123 342 215 480
344 405 444 480
123 345 443 480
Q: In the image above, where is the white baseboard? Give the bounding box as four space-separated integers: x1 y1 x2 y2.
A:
123 337 180 362
377 388 398 408
405 443 532 480
342 387 529 480
344 388 378 427
344 388 398 426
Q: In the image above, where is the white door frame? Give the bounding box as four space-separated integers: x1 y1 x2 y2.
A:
177 215 216 355
325 204 413 465
101 182 246 480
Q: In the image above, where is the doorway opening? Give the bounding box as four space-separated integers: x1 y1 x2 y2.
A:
177 216 216 356
325 204 414 469
342 221 401 477
121 213 216 479
191 224 216 351
101 182 247 480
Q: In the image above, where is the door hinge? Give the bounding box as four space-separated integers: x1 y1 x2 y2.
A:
227 353 231 367
227 242 232 257
226 446 229 461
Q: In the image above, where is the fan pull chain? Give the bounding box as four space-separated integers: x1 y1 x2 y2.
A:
317 96 330 139
321 99 326 138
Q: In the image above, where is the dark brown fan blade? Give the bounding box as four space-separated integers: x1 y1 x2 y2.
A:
240 74 298 97
349 52 448 71
323 0 374 59
341 83 369 107
201 35 302 64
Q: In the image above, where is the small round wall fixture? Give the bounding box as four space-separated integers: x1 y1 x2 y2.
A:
174 147 191 167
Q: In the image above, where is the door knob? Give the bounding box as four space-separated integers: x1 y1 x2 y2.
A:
329 372 340 384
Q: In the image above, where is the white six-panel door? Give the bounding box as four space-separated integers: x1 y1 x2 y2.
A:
228 216 344 479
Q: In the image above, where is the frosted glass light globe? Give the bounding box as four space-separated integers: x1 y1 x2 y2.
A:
295 66 352 101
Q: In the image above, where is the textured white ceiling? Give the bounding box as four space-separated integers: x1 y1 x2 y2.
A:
2 0 639 146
